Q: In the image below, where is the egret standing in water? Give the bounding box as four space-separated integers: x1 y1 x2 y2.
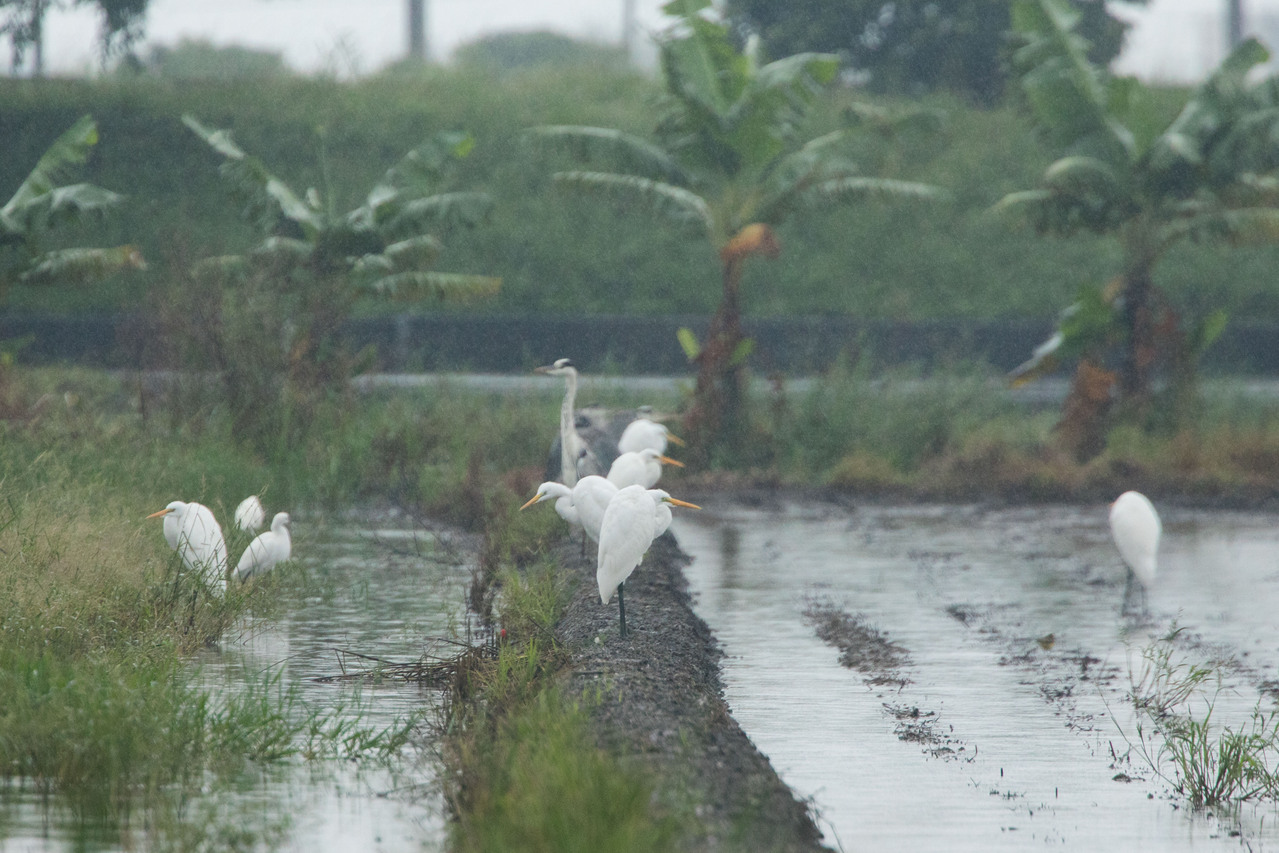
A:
535 358 604 485
597 485 699 638
606 448 683 489
234 495 266 532
147 501 228 592
236 512 292 581
1109 490 1161 616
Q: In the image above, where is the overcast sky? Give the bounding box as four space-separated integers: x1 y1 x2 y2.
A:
29 0 1279 83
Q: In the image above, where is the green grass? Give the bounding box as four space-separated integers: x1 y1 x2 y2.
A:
1120 628 1279 808
441 566 687 853
0 368 426 835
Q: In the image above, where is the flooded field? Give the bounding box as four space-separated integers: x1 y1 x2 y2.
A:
674 502 1279 852
1 512 468 853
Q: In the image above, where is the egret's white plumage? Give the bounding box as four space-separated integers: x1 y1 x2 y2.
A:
236 512 292 581
1109 490 1161 614
596 485 699 637
535 358 603 486
234 495 266 532
571 475 618 543
617 418 684 455
147 501 228 591
606 448 683 489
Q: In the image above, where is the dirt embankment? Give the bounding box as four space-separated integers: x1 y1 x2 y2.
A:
551 533 827 852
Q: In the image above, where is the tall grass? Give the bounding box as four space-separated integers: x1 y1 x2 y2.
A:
1119 630 1279 808
442 566 686 853
0 370 422 831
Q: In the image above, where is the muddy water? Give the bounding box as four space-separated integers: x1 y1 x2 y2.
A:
673 503 1279 851
3 514 466 852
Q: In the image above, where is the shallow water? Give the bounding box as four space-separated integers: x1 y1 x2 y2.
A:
1 513 467 852
674 502 1279 852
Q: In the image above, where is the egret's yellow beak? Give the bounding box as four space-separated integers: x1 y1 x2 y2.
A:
146 508 173 519
519 494 544 511
658 455 684 468
664 497 701 509
533 365 552 374
666 433 686 447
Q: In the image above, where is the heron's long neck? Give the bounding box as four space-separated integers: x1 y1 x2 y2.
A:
560 369 580 486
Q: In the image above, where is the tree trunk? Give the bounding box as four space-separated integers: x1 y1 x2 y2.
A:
685 254 747 467
1118 261 1155 404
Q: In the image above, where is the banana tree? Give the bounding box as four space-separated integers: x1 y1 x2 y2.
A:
185 116 499 445
1 115 144 303
185 116 498 378
532 0 940 464
999 0 1279 457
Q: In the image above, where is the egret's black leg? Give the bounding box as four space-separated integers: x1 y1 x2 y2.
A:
1121 568 1136 617
618 582 627 639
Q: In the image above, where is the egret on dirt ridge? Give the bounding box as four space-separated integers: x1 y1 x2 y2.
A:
606 448 683 489
234 495 266 532
535 358 604 486
236 512 292 581
521 475 618 545
617 415 685 456
147 501 228 591
596 485 699 638
1109 490 1161 616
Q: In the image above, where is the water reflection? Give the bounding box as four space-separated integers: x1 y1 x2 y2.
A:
674 503 1279 851
2 512 468 852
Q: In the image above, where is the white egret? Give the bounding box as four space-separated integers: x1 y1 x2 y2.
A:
236 512 292 581
606 448 683 489
147 501 228 591
617 416 685 455
570 475 619 544
234 495 266 532
1109 490 1161 615
519 482 581 528
520 475 619 551
596 485 700 638
535 358 604 486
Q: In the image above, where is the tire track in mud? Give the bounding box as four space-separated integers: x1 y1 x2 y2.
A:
803 597 975 763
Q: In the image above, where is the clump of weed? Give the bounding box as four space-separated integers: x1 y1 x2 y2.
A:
1117 627 1279 807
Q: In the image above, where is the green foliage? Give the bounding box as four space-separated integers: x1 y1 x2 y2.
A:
1121 630 1279 807
452 691 679 853
8 73 1279 324
180 116 499 452
139 38 289 80
453 30 625 72
1001 0 1279 439
726 0 1142 105
0 114 141 299
1 0 148 73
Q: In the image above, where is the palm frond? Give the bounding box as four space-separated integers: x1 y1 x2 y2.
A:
19 245 144 287
379 191 493 239
3 183 124 237
529 126 690 184
382 235 444 270
553 170 714 235
1009 0 1135 167
1167 206 1279 247
183 114 323 238
250 236 314 263
360 271 501 303
3 115 99 218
